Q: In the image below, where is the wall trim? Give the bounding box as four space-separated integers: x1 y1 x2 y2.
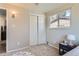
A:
7 43 48 53
48 42 59 50
7 46 29 53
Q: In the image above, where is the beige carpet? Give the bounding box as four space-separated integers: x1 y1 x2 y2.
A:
0 42 6 53
0 44 59 56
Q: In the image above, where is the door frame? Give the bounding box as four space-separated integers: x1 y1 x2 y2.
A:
0 7 8 53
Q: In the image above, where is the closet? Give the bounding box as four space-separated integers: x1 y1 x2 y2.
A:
30 14 46 45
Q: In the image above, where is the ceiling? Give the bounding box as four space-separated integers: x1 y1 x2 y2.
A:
9 3 65 13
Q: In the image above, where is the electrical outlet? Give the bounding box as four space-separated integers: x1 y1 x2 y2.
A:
17 42 20 46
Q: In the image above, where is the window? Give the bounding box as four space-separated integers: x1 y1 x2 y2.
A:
49 9 71 28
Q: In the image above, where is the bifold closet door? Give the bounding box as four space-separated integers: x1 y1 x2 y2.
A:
30 15 46 45
30 15 37 45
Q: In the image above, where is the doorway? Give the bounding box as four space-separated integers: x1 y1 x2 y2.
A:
30 14 46 45
0 9 6 53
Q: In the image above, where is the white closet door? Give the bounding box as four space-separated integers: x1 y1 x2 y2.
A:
30 15 37 45
38 15 46 44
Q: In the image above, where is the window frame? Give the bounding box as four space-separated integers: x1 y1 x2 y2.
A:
49 9 71 29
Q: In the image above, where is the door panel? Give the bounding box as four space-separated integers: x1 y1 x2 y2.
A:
30 15 37 45
38 15 46 44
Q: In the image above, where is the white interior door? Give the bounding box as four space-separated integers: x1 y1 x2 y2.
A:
30 14 46 45
38 15 46 44
30 15 37 45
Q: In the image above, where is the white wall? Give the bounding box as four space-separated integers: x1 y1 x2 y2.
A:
0 4 46 52
0 4 29 52
46 4 79 46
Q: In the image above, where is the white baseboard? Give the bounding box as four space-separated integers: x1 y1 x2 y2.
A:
7 44 47 53
7 46 29 53
7 43 58 53
48 43 59 50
